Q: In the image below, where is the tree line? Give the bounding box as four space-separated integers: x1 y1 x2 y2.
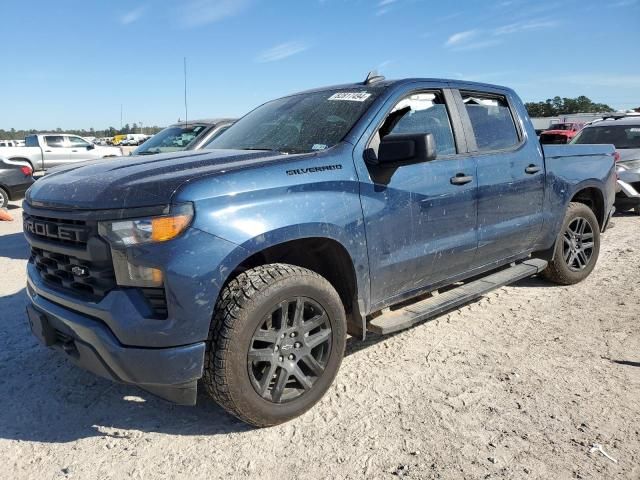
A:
525 96 614 117
0 123 164 140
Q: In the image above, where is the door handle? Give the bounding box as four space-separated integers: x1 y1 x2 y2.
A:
71 150 78 152
525 164 541 174
450 173 473 185
44 150 52 152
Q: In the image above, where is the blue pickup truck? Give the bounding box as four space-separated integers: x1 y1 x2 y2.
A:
23 76 616 426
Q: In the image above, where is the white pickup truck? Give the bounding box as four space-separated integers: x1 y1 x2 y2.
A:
0 134 122 172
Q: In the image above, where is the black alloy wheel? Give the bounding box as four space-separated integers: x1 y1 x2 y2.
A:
248 297 332 403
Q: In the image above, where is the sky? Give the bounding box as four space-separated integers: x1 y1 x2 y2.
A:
1 0 639 130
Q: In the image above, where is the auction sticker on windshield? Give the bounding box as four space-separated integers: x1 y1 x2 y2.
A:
328 92 372 102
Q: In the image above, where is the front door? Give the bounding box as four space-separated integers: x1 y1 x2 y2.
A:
66 136 98 161
355 86 478 310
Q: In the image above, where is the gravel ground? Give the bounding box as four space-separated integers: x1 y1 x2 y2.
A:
1 201 639 480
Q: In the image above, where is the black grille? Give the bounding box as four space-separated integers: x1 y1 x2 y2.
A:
141 288 168 319
23 214 89 246
31 246 116 299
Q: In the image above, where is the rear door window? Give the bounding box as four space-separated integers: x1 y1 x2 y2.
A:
44 136 66 148
461 92 519 151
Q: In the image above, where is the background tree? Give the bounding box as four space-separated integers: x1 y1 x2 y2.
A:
0 125 163 140
525 96 613 117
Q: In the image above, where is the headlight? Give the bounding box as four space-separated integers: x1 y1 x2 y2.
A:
98 203 194 288
98 203 194 247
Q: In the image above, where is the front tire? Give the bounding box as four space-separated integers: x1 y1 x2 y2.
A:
203 263 346 427
542 202 600 285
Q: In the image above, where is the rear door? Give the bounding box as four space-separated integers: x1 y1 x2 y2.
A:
354 84 478 309
41 135 73 168
454 88 544 268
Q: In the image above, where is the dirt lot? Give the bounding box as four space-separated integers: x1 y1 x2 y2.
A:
1 201 639 480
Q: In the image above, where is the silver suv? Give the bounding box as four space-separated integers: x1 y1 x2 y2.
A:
572 115 640 213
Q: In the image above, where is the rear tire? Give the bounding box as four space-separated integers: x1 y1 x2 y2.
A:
542 202 600 285
203 263 346 427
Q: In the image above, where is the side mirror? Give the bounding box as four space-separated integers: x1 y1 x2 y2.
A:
87 144 95 150
367 133 436 166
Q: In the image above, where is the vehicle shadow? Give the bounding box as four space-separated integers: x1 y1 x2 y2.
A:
610 359 640 368
0 232 30 260
510 275 559 289
0 288 252 444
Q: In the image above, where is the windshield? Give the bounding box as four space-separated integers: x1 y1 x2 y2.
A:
206 88 382 154
572 124 640 149
134 124 209 154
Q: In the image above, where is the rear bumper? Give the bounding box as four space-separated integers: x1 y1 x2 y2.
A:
26 271 205 405
3 178 34 201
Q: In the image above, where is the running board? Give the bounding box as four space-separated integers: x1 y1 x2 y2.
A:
367 259 548 335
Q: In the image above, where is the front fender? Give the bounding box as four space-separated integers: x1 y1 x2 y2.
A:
189 184 370 312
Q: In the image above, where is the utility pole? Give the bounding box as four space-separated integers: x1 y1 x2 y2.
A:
120 104 123 131
184 57 188 127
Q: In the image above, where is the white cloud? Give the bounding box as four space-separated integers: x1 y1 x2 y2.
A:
378 0 398 6
445 30 479 47
445 17 558 51
120 6 146 25
256 41 309 63
179 0 251 28
494 19 559 35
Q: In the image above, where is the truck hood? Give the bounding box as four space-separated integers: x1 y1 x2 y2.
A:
26 149 294 210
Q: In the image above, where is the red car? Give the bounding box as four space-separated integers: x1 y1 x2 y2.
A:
539 122 585 144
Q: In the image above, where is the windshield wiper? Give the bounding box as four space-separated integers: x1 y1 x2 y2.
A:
239 147 290 155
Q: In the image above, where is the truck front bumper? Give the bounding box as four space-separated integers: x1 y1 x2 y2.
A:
26 267 205 405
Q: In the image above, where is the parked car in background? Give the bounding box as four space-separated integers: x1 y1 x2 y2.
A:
111 134 127 146
23 76 615 427
539 122 585 144
0 134 122 172
121 134 149 146
0 156 34 208
0 140 18 147
132 119 234 155
572 115 640 213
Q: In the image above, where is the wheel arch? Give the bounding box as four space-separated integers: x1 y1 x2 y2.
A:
570 185 605 229
222 235 363 336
